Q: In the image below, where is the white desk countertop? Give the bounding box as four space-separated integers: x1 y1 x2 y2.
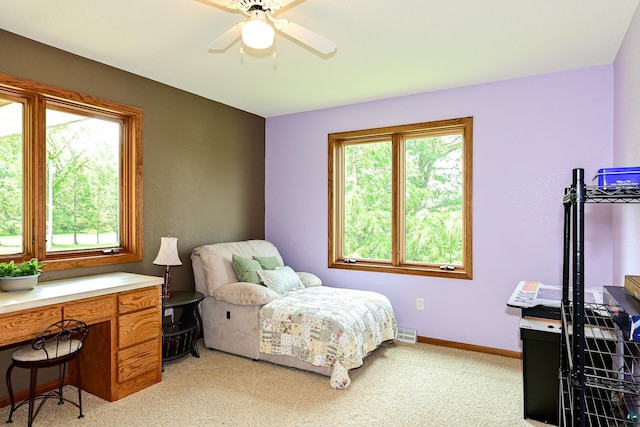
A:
0 272 163 315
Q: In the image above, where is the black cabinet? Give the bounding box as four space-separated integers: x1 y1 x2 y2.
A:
520 317 561 425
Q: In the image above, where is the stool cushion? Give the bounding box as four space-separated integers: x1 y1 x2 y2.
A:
12 339 83 362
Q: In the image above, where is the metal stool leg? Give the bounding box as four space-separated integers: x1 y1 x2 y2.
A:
6 363 16 424
75 356 84 419
27 366 37 427
57 363 65 405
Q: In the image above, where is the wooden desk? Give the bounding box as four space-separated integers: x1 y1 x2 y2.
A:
0 272 163 402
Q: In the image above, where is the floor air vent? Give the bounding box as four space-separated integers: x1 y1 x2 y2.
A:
397 327 417 344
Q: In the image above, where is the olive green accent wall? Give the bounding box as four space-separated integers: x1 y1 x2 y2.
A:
0 29 265 290
0 28 265 396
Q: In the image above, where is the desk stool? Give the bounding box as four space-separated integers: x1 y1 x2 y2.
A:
5 319 88 427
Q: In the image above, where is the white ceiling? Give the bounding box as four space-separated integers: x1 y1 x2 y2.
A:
0 0 638 118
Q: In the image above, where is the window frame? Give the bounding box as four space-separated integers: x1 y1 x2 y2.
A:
328 117 473 279
0 72 143 271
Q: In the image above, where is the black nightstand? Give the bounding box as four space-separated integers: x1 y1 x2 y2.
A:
162 290 204 363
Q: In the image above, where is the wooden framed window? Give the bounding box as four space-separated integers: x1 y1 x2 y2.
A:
0 73 143 271
328 117 472 279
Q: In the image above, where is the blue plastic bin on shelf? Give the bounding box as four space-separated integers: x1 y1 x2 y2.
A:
593 167 640 188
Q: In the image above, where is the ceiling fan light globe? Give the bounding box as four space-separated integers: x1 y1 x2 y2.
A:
242 19 275 49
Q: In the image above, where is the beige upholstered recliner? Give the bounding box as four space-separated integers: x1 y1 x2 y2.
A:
191 240 330 376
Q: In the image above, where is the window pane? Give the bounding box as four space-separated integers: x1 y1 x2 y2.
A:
0 99 24 255
404 133 463 265
343 141 392 260
46 108 120 252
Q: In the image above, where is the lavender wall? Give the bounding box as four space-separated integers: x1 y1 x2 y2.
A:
613 5 640 284
265 67 613 352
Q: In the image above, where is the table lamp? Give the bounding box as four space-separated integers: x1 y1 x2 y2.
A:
153 236 182 298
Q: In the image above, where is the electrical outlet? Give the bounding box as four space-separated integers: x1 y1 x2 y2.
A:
416 297 424 311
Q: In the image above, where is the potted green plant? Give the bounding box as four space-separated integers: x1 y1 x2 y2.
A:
0 258 45 291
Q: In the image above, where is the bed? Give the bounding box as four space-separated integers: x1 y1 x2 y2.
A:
191 240 397 389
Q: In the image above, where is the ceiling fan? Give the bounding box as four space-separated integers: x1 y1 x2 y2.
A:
201 0 337 55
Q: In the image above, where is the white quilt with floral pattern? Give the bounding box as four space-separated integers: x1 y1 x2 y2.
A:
259 286 397 389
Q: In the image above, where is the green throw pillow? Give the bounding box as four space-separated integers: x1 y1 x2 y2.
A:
252 255 283 270
232 254 262 285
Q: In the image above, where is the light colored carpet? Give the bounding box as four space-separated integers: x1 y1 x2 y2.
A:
0 340 550 426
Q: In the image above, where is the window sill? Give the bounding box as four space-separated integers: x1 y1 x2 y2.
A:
328 260 472 279
42 251 142 272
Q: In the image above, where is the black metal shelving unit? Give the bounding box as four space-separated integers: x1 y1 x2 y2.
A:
561 168 640 426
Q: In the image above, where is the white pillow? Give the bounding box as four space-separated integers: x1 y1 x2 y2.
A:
257 266 304 294
296 272 322 288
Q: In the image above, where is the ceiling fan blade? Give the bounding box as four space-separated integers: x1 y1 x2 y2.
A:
277 20 336 55
208 23 244 51
265 0 299 14
197 0 240 10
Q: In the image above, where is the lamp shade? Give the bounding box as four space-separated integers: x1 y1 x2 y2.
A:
242 17 275 49
153 237 182 266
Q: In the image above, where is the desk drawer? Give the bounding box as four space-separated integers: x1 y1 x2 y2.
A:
118 286 160 314
117 338 160 382
0 306 61 346
64 295 116 324
119 308 161 348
